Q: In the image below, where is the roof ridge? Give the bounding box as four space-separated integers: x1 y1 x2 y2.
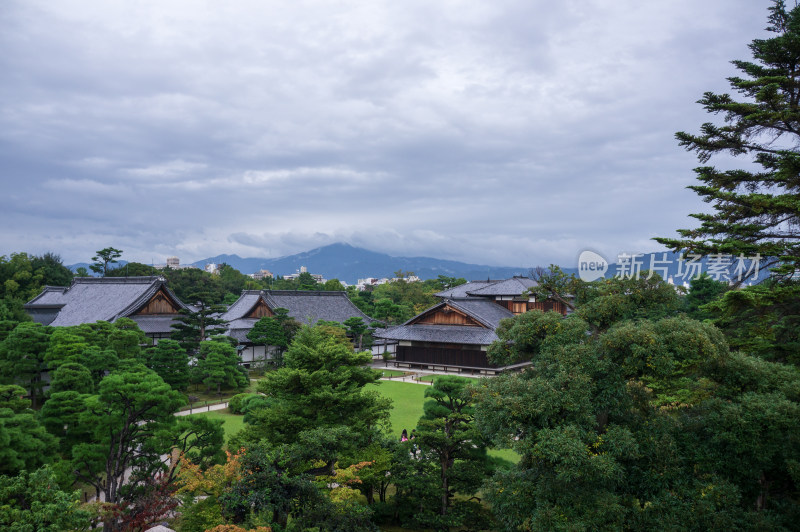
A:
266 290 345 296
71 276 165 284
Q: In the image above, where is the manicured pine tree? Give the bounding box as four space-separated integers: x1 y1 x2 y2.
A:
145 339 189 392
0 322 51 408
171 292 228 355
197 339 247 395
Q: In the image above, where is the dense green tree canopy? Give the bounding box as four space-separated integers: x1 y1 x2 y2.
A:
0 466 91 532
0 322 52 408
145 338 190 391
0 395 58 476
410 376 492 528
197 339 248 394
239 325 390 453
72 365 185 513
475 271 800 530
49 362 94 395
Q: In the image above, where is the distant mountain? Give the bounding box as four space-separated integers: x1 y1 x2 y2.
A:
191 243 530 284
191 245 772 285
66 244 771 286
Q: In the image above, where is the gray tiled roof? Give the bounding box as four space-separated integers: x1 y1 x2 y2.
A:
434 280 496 298
223 290 380 343
375 297 514 346
466 276 537 297
221 291 264 322
377 324 499 345
26 285 68 305
223 290 376 325
25 277 187 333
444 298 515 328
266 290 377 324
226 318 259 342
132 315 183 334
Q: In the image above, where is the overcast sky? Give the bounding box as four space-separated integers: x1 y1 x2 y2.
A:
0 0 772 268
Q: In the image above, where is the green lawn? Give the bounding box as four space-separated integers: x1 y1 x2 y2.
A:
190 379 518 463
373 369 407 378
369 380 428 437
370 380 519 463
180 379 263 410
187 409 245 441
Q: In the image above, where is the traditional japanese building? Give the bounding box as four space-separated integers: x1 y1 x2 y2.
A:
24 276 189 343
375 276 566 374
222 290 378 363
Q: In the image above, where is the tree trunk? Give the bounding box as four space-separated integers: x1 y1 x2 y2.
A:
276 509 289 529
441 454 450 515
756 472 771 511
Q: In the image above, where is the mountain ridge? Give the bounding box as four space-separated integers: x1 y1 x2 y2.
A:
190 243 531 283
67 243 771 286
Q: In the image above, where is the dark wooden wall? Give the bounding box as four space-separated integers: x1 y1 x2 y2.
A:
397 344 494 368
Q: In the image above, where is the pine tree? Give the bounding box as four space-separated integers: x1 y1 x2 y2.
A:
656 0 800 278
197 340 247 395
145 339 189 391
656 0 800 362
171 292 228 354
0 322 51 408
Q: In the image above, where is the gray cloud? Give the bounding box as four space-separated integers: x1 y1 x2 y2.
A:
0 0 770 269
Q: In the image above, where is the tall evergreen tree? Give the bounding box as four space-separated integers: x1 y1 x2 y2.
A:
171 292 228 354
145 339 189 391
655 1 800 361
410 376 491 526
0 322 51 408
237 325 390 454
657 0 800 276
196 339 247 394
247 314 290 367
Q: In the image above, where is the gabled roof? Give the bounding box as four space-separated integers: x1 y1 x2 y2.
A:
434 280 497 298
443 298 515 328
221 290 266 322
25 276 187 327
376 297 514 346
465 276 537 297
25 285 68 306
223 290 377 325
223 290 380 343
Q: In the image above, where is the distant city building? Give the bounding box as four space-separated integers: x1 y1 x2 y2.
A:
205 263 220 275
153 256 198 270
356 275 419 291
284 266 325 283
250 269 273 280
